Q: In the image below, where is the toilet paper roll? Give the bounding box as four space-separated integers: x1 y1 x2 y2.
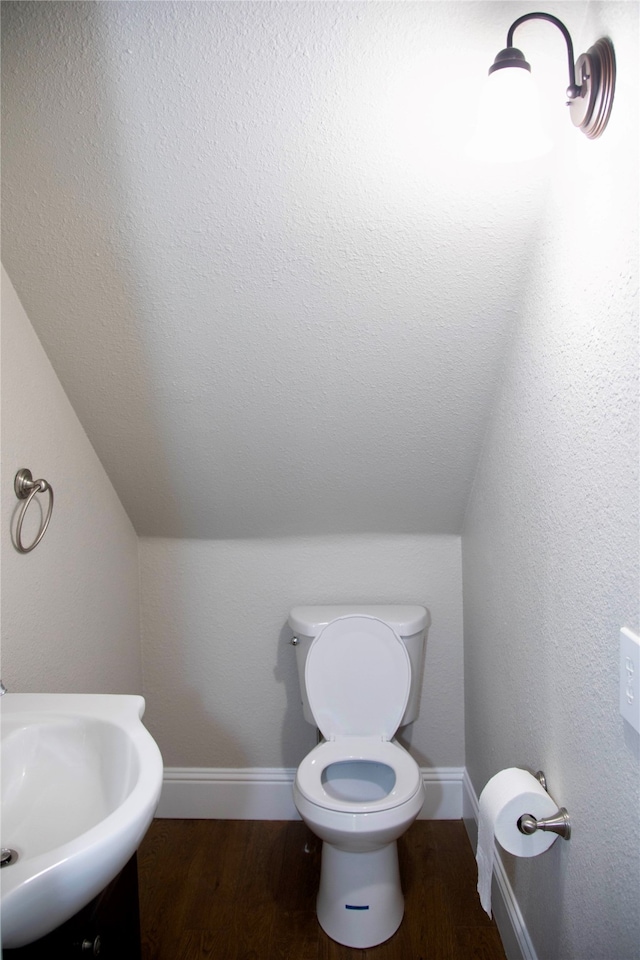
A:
476 768 559 917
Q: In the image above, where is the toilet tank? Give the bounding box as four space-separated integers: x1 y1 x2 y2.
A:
288 604 430 728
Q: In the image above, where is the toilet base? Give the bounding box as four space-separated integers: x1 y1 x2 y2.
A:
316 840 404 948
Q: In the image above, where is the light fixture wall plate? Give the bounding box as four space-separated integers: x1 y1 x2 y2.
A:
570 37 616 139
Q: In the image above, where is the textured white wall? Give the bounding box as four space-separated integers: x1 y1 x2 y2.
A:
1 0 556 540
462 5 639 959
140 535 463 768
1 267 142 694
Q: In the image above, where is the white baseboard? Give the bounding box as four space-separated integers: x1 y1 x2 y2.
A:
462 770 537 960
156 766 465 821
157 768 300 820
418 766 464 819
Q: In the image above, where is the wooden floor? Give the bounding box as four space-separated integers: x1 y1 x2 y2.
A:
138 819 507 960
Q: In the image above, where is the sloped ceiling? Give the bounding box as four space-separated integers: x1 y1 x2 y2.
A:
1 0 566 538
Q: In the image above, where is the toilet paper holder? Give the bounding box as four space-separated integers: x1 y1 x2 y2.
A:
517 771 571 840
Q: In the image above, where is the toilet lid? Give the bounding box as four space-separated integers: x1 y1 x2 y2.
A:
305 615 411 741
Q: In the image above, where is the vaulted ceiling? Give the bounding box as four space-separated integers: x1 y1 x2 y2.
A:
2 1 570 538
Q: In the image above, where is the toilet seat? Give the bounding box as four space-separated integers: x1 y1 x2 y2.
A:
298 616 421 814
295 737 423 813
305 615 411 741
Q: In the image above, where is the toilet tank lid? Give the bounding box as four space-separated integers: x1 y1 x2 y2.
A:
288 604 429 637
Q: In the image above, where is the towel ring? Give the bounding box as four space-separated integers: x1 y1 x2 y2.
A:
14 469 54 554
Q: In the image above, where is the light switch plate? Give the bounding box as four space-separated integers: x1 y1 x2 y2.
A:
620 627 640 734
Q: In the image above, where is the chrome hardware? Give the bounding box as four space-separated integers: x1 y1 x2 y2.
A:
80 935 102 955
534 770 547 791
518 808 571 840
290 636 299 646
1 848 18 867
14 468 54 553
0 679 6 696
517 770 571 840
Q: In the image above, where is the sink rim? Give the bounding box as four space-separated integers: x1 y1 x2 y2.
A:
1 692 163 948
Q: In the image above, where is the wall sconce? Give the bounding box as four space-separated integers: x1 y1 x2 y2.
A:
468 12 616 162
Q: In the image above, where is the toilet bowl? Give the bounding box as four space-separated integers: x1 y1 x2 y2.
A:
291 612 427 949
295 737 424 851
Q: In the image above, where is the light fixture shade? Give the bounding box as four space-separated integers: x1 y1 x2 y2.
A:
467 63 553 163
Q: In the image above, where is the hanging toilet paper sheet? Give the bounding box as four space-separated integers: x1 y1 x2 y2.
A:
476 767 559 917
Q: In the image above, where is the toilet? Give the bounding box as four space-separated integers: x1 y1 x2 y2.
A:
288 604 429 949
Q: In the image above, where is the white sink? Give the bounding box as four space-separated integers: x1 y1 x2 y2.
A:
1 693 163 948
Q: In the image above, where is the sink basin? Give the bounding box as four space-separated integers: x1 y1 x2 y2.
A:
1 693 163 948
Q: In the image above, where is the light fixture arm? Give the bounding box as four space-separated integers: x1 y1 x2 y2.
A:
506 12 581 100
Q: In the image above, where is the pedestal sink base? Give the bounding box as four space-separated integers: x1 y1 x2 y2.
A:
3 854 141 959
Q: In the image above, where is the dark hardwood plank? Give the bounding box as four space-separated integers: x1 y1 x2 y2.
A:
138 820 507 960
